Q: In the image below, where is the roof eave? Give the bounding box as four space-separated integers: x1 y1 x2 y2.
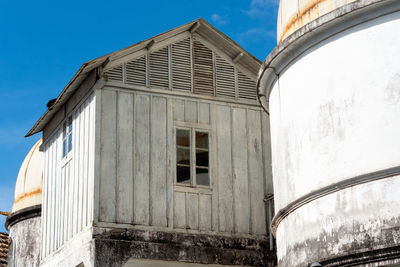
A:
26 18 261 137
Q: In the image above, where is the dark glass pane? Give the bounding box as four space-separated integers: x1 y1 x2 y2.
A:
177 166 191 184
68 134 73 152
176 129 190 147
195 132 208 149
63 122 67 138
68 117 72 133
177 148 190 165
196 149 209 167
196 168 209 186
62 139 66 158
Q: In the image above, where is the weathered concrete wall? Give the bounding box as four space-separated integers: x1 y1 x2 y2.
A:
8 216 41 267
267 10 400 266
93 227 273 267
123 259 255 267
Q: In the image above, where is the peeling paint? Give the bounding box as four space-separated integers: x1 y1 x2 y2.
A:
384 73 400 105
279 216 400 266
8 216 41 267
277 0 360 42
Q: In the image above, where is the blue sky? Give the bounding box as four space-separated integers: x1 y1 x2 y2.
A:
0 0 278 232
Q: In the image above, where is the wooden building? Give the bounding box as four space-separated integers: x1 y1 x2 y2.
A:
26 18 274 266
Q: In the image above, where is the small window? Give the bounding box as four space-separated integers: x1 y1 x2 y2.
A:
62 116 73 158
176 128 209 187
195 131 209 186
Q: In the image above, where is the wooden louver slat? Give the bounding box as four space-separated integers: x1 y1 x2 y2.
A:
149 47 169 88
104 65 123 82
171 38 191 92
126 56 146 86
238 71 257 100
193 40 214 96
215 55 235 98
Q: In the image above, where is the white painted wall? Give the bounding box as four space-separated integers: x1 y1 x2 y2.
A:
269 11 400 265
41 93 96 259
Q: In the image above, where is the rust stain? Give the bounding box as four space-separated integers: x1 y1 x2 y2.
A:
23 140 41 188
13 188 42 204
278 0 325 43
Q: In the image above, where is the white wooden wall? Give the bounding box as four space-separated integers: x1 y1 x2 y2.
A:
41 93 96 259
95 87 271 235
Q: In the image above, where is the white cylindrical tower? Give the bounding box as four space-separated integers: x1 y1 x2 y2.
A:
258 0 400 266
6 139 43 267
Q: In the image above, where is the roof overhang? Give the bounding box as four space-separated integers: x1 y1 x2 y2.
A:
26 18 261 137
26 58 107 137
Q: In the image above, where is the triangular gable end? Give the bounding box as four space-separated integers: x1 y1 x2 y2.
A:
26 18 261 137
104 33 258 102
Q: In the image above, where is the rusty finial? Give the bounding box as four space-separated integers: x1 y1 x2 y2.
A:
0 211 10 217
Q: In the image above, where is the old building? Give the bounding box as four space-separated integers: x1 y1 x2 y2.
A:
5 139 43 267
8 18 276 266
257 0 400 266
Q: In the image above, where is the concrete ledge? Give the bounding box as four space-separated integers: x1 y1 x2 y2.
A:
320 245 400 266
5 204 41 230
93 227 275 267
271 165 400 236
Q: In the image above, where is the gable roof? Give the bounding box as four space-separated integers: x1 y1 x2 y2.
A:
26 18 261 137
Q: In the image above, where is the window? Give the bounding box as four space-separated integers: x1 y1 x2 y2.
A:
176 128 209 187
62 116 73 158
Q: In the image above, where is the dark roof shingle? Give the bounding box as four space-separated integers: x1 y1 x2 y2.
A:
0 232 8 267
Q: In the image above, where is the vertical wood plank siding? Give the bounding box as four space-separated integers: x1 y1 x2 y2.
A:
97 87 270 235
117 92 134 223
41 93 96 259
133 94 151 225
215 105 234 232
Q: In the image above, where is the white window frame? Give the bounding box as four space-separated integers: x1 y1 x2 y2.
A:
62 116 73 160
175 126 210 188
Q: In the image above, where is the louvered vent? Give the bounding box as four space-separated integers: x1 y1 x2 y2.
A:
171 38 192 92
193 40 214 96
215 56 236 98
149 47 169 88
238 71 257 100
126 56 146 86
104 65 123 82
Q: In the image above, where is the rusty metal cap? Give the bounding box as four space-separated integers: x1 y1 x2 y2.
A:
277 0 359 43
12 139 43 213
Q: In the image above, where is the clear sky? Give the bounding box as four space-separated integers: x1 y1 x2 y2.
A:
0 0 279 232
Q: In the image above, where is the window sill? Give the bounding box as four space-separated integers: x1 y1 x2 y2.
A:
174 184 212 195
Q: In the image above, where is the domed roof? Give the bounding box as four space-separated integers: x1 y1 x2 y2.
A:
12 139 43 213
277 0 358 43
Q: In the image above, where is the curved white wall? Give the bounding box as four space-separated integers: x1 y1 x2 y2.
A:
269 10 400 266
8 216 41 267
